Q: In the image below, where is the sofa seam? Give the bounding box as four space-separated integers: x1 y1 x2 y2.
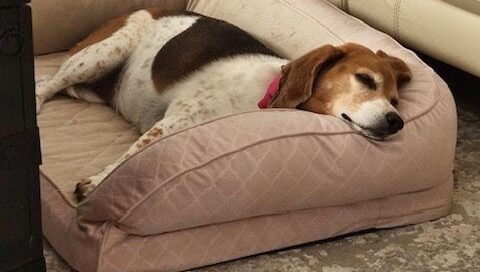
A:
394 0 403 40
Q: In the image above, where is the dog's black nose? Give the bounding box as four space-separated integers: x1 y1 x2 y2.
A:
386 112 404 133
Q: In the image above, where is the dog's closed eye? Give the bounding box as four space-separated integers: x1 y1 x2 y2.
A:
355 73 376 90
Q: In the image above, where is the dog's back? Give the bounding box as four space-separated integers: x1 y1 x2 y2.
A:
107 10 284 132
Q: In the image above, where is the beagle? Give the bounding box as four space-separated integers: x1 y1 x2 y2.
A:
35 9 412 201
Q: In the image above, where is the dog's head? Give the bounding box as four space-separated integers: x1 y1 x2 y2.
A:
270 43 412 140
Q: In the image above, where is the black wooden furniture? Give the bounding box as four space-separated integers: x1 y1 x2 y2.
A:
0 0 45 271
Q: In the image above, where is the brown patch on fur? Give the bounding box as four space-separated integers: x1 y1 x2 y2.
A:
151 15 279 93
135 136 157 149
147 128 163 137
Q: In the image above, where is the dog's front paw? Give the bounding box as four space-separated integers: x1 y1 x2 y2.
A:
74 179 96 202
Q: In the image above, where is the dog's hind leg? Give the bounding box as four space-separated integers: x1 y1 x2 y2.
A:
35 10 156 113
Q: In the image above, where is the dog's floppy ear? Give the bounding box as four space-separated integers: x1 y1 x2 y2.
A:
376 50 412 88
269 45 344 108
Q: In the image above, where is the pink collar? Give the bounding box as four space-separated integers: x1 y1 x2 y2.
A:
258 75 282 109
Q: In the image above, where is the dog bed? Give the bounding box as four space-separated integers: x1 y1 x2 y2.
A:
36 0 457 271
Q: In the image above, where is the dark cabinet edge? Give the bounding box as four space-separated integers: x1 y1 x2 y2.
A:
6 258 46 272
0 128 42 166
0 2 45 271
0 0 30 9
18 5 38 133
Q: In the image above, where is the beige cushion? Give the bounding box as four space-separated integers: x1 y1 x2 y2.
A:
325 0 480 77
37 0 457 271
31 0 187 55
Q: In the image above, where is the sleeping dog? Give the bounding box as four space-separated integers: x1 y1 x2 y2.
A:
35 9 412 201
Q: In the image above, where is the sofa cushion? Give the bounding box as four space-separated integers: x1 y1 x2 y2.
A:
324 0 480 77
71 0 457 236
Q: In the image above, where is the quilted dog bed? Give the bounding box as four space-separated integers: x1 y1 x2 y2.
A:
37 0 457 271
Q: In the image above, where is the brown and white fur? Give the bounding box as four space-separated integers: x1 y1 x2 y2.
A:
35 9 412 201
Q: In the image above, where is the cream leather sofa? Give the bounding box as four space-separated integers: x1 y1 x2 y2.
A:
327 0 480 77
